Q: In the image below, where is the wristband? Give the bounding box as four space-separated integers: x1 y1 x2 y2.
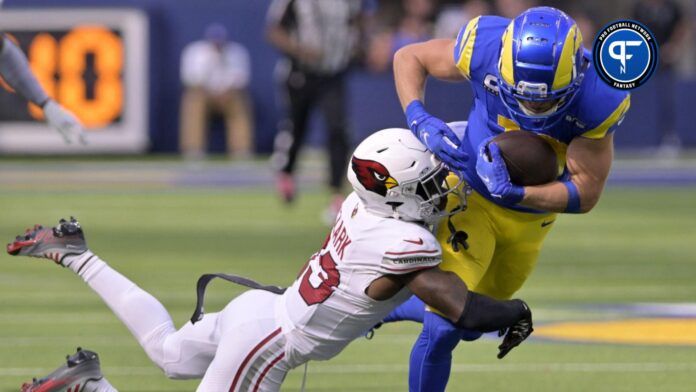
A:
563 180 581 213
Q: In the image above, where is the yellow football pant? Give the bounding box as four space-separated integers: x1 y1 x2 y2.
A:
433 188 556 305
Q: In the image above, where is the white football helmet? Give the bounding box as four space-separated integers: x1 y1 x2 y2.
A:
348 128 466 224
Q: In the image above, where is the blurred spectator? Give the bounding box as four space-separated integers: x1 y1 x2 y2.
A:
567 6 597 48
179 23 253 160
393 0 436 50
367 0 436 72
633 0 689 156
494 0 537 19
435 0 491 39
267 0 371 221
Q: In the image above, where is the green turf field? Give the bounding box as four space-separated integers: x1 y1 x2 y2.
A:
1 183 695 391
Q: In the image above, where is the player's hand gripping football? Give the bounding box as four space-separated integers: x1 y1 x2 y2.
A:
43 100 88 145
476 138 524 204
405 100 468 172
497 300 533 359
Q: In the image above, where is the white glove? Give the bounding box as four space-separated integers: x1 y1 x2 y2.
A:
43 100 87 145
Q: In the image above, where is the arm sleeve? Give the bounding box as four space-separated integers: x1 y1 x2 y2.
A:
379 232 441 275
452 16 481 80
0 36 49 106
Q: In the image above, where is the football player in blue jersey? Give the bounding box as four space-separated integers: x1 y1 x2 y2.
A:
385 6 630 391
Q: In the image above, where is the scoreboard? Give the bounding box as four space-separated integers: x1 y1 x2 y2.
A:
0 8 148 153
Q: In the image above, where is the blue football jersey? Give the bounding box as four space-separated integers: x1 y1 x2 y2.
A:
452 16 630 210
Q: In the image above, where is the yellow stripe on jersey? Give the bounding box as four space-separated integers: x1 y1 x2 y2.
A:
552 24 583 90
455 16 481 79
582 95 631 139
497 114 521 132
499 21 516 86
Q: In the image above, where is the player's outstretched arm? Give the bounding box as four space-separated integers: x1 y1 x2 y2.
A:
393 39 464 109
0 34 86 144
519 134 614 213
0 34 49 107
398 267 533 358
402 267 531 331
394 40 469 171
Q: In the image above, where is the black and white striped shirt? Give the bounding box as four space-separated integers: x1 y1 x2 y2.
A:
267 0 365 75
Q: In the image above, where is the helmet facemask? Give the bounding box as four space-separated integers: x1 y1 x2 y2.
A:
396 163 467 225
348 128 470 225
497 61 585 130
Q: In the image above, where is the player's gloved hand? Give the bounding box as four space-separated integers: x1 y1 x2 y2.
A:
405 100 468 172
497 300 533 359
475 138 524 204
43 100 87 145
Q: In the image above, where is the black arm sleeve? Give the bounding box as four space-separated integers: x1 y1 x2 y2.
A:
455 292 530 332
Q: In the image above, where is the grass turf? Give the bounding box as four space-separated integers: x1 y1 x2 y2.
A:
0 186 695 391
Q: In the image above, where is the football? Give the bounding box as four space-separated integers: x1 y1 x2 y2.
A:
491 131 558 186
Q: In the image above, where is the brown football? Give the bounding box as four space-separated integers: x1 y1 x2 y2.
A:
491 131 558 186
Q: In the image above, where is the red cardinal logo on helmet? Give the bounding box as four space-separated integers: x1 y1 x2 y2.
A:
351 157 398 197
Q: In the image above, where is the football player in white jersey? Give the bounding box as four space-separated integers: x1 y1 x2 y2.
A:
7 129 533 392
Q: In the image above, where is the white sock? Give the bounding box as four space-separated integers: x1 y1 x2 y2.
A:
63 251 176 366
63 251 106 280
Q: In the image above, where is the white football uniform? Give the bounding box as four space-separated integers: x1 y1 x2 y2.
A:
279 192 442 365
177 192 442 391
78 193 443 392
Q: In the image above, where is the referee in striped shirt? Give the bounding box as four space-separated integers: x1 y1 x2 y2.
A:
267 0 373 220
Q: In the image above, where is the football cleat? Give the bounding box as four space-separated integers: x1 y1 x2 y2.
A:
21 347 112 392
6 217 87 264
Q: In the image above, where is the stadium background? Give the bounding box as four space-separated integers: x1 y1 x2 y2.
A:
0 0 695 391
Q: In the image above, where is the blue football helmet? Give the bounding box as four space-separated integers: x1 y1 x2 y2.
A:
497 7 587 131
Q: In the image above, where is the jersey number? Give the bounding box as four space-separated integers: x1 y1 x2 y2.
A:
298 249 340 306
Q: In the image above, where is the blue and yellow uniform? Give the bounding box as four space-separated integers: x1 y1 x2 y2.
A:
394 11 631 392
434 15 630 301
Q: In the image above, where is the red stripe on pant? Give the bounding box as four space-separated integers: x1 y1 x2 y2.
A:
253 352 286 392
229 327 282 392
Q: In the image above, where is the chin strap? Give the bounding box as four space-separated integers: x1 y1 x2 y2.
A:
190 273 286 324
